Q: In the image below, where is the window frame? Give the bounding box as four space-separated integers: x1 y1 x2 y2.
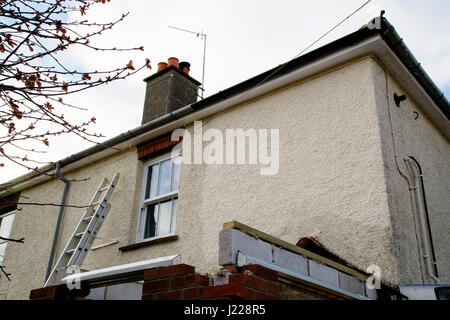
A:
136 151 181 242
0 211 16 266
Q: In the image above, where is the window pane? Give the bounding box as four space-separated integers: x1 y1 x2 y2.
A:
0 243 6 266
171 199 178 234
171 157 181 192
0 214 15 266
146 164 159 199
144 204 157 239
158 159 171 196
0 214 15 238
157 200 172 236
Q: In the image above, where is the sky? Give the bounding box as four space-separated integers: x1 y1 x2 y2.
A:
1 0 449 183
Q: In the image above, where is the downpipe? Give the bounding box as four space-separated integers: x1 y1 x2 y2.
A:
404 157 440 284
44 162 70 284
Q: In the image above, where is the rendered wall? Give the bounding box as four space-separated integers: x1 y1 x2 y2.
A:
176 57 398 285
3 57 443 299
371 60 450 284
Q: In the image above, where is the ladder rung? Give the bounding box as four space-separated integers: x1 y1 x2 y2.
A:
90 201 101 207
83 216 94 222
65 248 78 255
99 187 109 192
75 232 84 238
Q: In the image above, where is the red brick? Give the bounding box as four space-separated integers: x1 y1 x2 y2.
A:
170 276 185 289
228 274 267 292
142 278 169 293
29 285 62 299
156 264 195 278
254 292 278 300
143 268 156 281
141 293 154 300
195 274 210 286
243 264 278 282
183 287 201 300
30 287 50 299
31 296 56 301
266 282 280 295
154 290 182 300
202 283 249 300
183 274 197 287
244 288 257 300
182 273 211 287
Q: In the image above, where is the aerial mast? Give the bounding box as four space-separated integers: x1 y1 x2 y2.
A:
168 26 207 99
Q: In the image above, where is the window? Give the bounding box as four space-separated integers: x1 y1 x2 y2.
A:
137 153 181 241
0 212 15 266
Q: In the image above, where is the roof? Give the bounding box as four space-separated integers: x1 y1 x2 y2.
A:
1 17 449 194
191 18 449 119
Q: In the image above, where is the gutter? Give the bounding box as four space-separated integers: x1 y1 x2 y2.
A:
1 34 382 195
1 104 194 195
380 19 450 120
44 163 70 284
1 18 448 195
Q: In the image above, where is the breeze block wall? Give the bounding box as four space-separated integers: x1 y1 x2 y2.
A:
141 264 280 300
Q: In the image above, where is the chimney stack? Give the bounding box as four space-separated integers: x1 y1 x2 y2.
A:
141 57 201 125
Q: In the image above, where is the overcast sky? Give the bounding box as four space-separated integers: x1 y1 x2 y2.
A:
1 0 449 183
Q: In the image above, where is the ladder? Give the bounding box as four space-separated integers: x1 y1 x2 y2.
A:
44 172 120 287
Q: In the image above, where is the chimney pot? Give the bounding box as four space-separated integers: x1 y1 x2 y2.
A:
157 62 168 72
167 57 179 69
179 61 191 75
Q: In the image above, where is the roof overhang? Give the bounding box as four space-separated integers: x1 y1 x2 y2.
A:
2 20 449 195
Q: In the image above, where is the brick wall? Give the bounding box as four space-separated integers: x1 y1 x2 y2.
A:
141 264 280 300
29 284 89 300
29 264 281 300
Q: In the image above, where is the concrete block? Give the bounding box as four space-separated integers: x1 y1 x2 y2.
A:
273 248 308 276
218 229 234 266
219 229 272 266
85 287 105 300
308 259 339 287
338 271 365 296
105 283 143 300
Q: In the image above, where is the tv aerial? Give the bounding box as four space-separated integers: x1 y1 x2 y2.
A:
168 26 207 99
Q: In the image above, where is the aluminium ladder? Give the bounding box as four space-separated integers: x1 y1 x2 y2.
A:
44 173 120 287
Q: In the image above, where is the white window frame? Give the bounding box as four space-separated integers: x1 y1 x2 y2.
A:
136 151 181 242
0 211 16 266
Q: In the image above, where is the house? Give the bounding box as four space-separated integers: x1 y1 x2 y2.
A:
0 17 448 300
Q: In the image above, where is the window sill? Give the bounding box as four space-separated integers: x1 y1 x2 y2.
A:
118 235 178 252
